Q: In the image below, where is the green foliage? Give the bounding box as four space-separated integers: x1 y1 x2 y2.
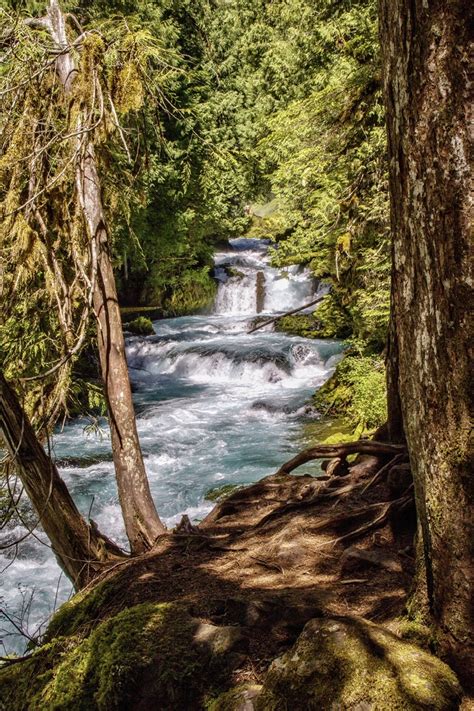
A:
1 0 391 430
314 355 387 433
0 2 177 425
258 0 390 352
125 317 155 336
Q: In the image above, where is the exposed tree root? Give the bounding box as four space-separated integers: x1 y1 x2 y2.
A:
253 452 408 529
321 488 414 548
360 453 408 495
275 440 406 476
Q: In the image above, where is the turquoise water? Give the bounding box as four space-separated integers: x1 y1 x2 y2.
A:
0 239 342 654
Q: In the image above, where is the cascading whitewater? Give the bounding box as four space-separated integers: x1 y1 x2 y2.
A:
213 238 315 316
0 238 341 655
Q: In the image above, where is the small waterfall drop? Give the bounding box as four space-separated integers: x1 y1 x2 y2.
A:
213 238 315 317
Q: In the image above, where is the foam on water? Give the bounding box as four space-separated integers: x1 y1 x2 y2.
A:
0 238 342 654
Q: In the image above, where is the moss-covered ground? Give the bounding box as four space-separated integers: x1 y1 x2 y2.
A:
0 454 464 710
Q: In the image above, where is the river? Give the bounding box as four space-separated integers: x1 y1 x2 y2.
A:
0 238 342 654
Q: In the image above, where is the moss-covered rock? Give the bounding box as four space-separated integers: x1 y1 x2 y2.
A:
313 355 387 433
125 316 155 336
275 314 321 338
208 684 262 710
0 602 246 710
256 617 462 711
205 483 245 502
164 267 217 316
226 267 245 279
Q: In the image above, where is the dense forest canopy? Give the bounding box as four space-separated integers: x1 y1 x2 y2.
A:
1 0 390 430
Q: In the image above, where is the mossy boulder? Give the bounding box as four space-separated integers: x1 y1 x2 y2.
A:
275 314 321 338
226 267 245 279
125 316 155 336
208 684 262 710
0 602 246 710
256 617 462 711
205 483 245 502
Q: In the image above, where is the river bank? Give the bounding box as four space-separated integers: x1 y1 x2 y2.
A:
0 238 341 656
1 239 469 707
0 441 464 709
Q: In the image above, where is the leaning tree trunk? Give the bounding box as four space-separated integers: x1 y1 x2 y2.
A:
77 143 166 552
0 373 124 589
379 0 473 687
44 0 165 552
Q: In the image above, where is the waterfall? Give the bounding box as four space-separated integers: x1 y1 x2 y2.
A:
214 238 315 317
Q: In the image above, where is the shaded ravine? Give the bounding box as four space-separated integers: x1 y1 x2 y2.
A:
0 238 342 654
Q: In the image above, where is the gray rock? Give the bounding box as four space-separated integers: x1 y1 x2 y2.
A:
256 617 462 710
209 684 262 711
193 622 247 656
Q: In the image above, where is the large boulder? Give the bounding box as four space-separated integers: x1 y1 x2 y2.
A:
125 316 154 336
0 602 247 710
256 617 462 711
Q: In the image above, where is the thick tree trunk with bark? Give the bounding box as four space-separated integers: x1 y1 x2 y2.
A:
44 0 165 552
0 373 124 589
379 0 473 686
77 142 166 552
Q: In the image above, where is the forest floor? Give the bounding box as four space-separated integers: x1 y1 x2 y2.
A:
75 452 419 685
3 449 471 709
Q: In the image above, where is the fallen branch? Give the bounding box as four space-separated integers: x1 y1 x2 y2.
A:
247 295 325 334
275 441 406 476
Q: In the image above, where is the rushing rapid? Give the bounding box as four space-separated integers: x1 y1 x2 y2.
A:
0 238 342 654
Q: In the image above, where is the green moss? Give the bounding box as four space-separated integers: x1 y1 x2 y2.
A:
45 572 131 640
125 316 155 336
0 637 80 711
257 618 462 711
301 417 355 449
396 618 435 651
1 602 233 711
313 354 387 433
204 483 245 502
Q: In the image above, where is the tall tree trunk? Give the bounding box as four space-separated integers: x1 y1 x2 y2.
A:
77 141 166 552
45 0 165 552
379 0 473 687
0 373 124 589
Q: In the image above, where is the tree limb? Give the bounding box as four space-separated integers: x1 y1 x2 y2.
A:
247 295 326 334
275 440 406 476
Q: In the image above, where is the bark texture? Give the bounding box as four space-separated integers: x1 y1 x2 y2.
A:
0 373 123 588
45 0 165 552
78 146 166 552
379 0 473 686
